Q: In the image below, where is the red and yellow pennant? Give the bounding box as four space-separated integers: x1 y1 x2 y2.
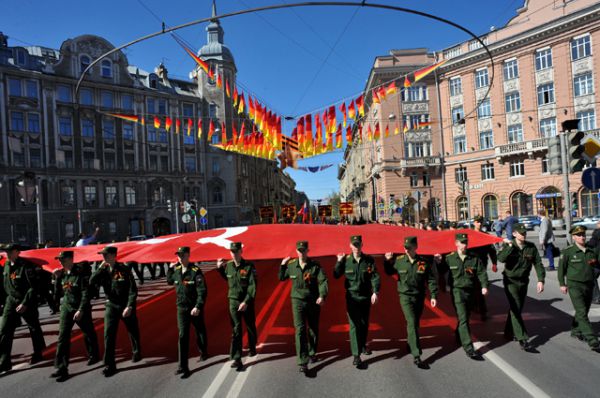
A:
340 102 347 128
197 119 203 139
153 116 161 129
413 59 447 83
348 100 356 120
165 117 172 132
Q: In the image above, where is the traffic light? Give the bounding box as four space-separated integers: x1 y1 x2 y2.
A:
16 171 38 205
546 136 562 175
167 199 172 212
563 119 585 173
190 199 198 216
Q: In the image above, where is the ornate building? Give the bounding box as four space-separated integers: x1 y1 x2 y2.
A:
0 2 297 245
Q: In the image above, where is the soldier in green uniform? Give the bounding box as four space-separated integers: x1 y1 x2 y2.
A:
334 235 380 368
90 246 141 377
497 223 545 351
446 233 489 359
279 241 328 373
167 246 208 379
558 225 600 352
384 236 437 368
0 243 46 376
216 242 257 370
470 215 498 320
50 251 100 382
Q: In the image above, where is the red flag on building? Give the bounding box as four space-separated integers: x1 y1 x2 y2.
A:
175 118 181 134
208 119 215 141
348 100 356 120
356 95 365 116
153 116 161 129
225 80 231 97
340 102 347 127
197 119 203 139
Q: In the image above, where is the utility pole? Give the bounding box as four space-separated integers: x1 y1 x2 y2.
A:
36 180 43 244
466 180 471 220
174 200 180 233
560 132 573 243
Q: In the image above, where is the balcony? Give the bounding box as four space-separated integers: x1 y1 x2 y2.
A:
495 137 549 160
400 156 441 169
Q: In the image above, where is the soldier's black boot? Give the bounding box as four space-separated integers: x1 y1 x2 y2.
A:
30 353 43 365
299 364 308 373
231 359 243 370
87 356 99 366
362 346 372 355
102 366 117 377
519 340 533 352
56 371 70 382
309 355 318 363
352 356 362 367
413 357 429 369
132 353 142 363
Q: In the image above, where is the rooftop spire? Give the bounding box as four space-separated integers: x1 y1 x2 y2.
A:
211 0 217 20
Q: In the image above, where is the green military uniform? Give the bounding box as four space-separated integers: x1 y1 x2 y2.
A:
217 242 257 361
53 251 99 377
384 237 438 360
0 243 46 372
446 234 489 355
558 226 600 349
90 246 141 372
497 224 545 345
279 241 328 367
470 216 498 319
167 247 208 374
334 235 380 359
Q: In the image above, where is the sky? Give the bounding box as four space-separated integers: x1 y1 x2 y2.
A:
1 0 523 200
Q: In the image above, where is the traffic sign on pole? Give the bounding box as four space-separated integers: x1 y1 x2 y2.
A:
181 214 192 224
199 207 208 217
183 201 191 212
582 167 600 191
200 216 208 226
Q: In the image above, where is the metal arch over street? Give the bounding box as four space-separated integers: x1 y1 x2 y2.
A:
75 1 495 123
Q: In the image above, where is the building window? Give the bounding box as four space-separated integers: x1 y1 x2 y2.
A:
183 131 195 145
577 110 596 131
481 163 495 180
79 88 93 105
158 129 168 144
452 106 464 123
12 151 24 167
182 103 194 117
477 98 491 119
59 116 73 136
507 124 524 143
449 77 462 96
542 156 549 173
444 46 462 59
57 85 72 102
16 49 27 65
509 160 525 177
410 172 418 187
101 91 114 108
537 83 555 105
105 186 118 207
27 113 40 133
105 152 116 170
123 122 134 140
62 150 73 168
26 80 38 99
457 196 468 221
402 86 428 102
455 167 467 183
212 186 223 204
422 172 431 187
540 118 557 137
505 92 521 113
147 98 156 114
209 103 218 119
124 153 135 170
103 119 115 139
108 221 117 235
81 118 94 137
149 155 158 171
482 194 499 219
10 111 24 131
125 186 136 206
83 151 95 169
571 35 591 61
453 136 466 154
80 55 91 75
84 185 97 207
581 188 600 217
62 186 75 207
8 78 21 96
185 156 196 172
511 192 533 216
212 158 220 175
122 94 133 110
147 126 157 142
158 99 167 115
160 156 169 172
475 68 489 89
535 48 553 71
479 130 493 149
29 148 41 168
468 37 487 51
149 75 158 89
101 60 112 77
503 59 519 80
413 142 424 157
574 73 594 97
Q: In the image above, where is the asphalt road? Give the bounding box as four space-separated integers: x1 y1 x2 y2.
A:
2 249 600 398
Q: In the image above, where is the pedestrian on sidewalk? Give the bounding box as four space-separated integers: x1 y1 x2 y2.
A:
587 220 600 304
538 209 556 271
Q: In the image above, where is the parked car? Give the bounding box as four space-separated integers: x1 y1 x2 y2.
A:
572 216 600 230
518 215 541 231
128 235 154 241
456 218 493 232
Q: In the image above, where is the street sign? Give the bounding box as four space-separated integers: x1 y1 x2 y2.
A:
199 216 208 226
582 167 600 191
318 205 332 217
183 201 191 212
281 204 297 218
582 135 600 163
199 207 208 217
181 214 192 224
339 202 354 215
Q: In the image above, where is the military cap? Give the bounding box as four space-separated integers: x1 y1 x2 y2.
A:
455 233 468 243
175 246 190 255
0 243 20 251
350 235 362 245
296 241 309 250
473 215 484 223
230 242 243 251
513 223 527 234
404 236 418 248
570 225 587 235
98 246 118 255
55 250 74 260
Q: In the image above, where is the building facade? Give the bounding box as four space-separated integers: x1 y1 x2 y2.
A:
0 4 298 245
340 0 600 223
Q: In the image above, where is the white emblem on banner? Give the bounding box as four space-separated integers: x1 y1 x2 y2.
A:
196 227 248 249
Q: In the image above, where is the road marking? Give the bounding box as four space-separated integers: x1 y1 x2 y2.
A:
473 342 551 398
201 358 234 398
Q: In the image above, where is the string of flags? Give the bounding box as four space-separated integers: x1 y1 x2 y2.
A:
104 38 448 169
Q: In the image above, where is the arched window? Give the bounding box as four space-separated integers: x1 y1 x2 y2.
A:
80 55 91 75
482 194 499 219
212 185 223 204
511 191 533 217
101 59 112 77
457 196 468 220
